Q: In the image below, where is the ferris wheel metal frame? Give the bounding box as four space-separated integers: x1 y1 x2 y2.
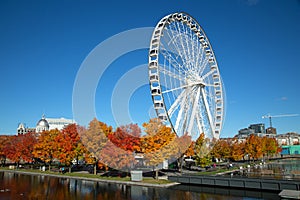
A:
148 12 225 140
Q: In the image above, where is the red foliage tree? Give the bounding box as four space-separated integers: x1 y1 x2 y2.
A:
4 132 37 166
55 124 86 169
108 124 141 152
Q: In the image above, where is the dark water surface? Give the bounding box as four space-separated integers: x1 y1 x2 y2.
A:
0 171 280 200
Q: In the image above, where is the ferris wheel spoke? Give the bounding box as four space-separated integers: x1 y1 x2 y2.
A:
160 41 184 73
190 36 199 73
174 22 191 71
164 28 187 67
159 66 185 82
162 81 205 94
200 87 215 136
182 24 193 72
159 44 188 77
198 56 209 76
201 68 216 81
195 38 204 73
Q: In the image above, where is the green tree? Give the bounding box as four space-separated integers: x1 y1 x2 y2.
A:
194 133 212 167
262 136 279 159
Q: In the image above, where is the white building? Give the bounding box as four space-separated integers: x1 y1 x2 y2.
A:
36 115 76 132
18 115 76 134
45 117 76 131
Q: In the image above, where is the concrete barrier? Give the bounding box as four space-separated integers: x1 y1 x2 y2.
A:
168 175 300 191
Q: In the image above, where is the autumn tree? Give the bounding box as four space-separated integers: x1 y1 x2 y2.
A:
244 134 263 161
84 151 108 171
0 135 12 166
108 124 141 152
185 141 195 158
79 118 112 174
140 118 176 179
140 118 175 153
101 140 136 172
33 129 60 171
54 124 86 172
3 136 19 165
4 132 37 167
211 139 232 161
171 133 192 172
230 139 245 161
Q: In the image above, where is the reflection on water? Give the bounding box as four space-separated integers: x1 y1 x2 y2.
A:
0 171 278 200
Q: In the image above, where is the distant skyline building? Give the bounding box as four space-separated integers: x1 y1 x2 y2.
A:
266 127 277 135
237 123 276 139
249 123 265 134
237 128 255 139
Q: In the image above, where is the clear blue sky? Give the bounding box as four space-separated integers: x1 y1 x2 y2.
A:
0 0 299 137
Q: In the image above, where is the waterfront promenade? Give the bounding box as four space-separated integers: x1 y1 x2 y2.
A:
0 169 179 188
2 157 300 192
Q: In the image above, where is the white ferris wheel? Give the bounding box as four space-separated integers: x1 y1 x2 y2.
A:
148 12 225 140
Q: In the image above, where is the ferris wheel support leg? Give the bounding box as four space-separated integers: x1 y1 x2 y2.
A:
174 91 187 132
200 87 215 137
196 112 204 136
167 89 185 117
187 87 201 135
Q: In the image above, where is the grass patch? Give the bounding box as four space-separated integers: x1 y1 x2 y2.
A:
142 178 173 184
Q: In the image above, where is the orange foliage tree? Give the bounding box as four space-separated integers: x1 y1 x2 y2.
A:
230 139 245 161
54 124 86 171
140 118 175 154
79 118 112 174
244 134 263 161
169 133 192 171
140 118 176 178
33 129 60 170
211 139 232 161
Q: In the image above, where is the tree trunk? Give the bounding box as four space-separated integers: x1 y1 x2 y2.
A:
155 168 158 180
180 156 184 172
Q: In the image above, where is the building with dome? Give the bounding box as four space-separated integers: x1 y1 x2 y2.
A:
17 115 75 134
36 116 50 133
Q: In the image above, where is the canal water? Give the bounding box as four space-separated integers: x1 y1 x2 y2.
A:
228 158 300 180
0 171 280 200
